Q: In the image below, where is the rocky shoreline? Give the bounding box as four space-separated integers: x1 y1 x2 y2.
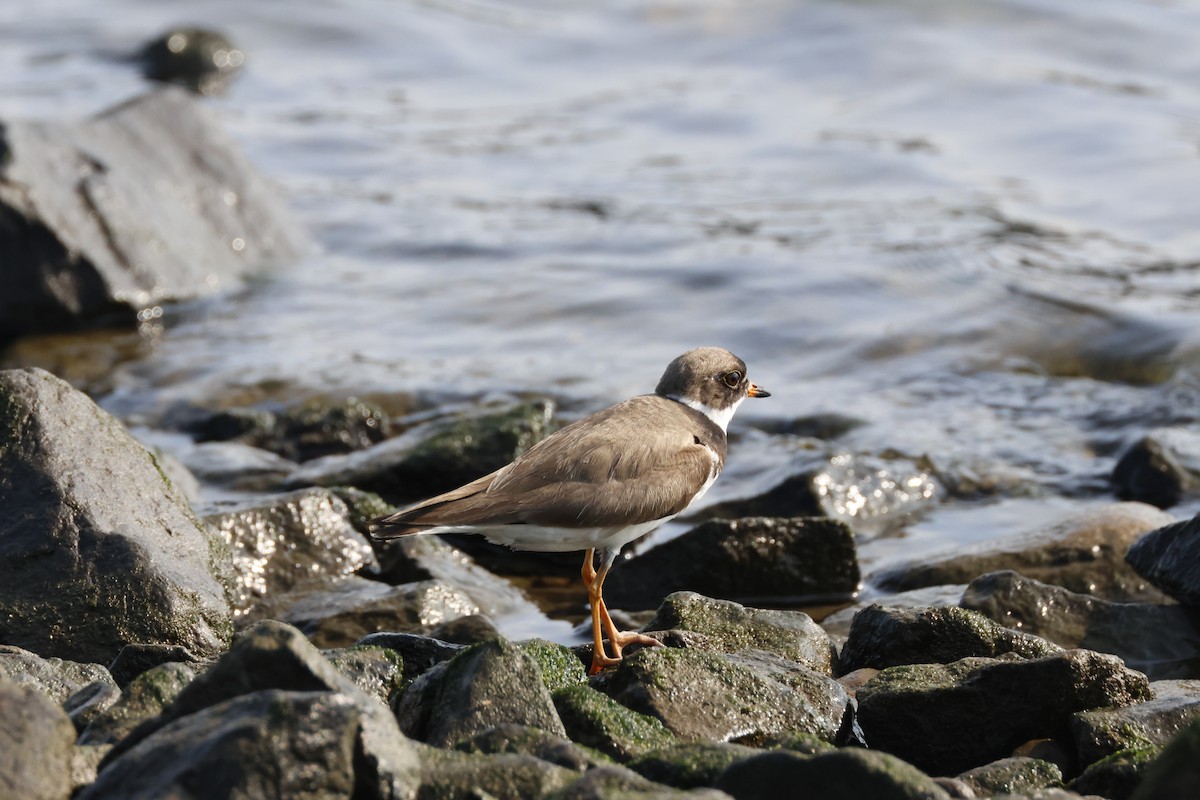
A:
2 366 1199 800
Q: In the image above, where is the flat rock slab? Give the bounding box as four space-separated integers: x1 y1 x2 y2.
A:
0 368 232 664
1125 514 1200 606
0 88 309 341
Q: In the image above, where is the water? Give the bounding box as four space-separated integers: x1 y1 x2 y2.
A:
3 0 1200 635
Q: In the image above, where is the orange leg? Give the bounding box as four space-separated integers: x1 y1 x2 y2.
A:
582 548 661 675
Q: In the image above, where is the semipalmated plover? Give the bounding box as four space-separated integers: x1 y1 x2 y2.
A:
369 347 769 673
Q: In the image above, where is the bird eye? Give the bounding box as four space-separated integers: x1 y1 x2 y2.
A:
722 370 742 388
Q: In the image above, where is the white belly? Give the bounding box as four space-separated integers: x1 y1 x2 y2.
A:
423 515 674 553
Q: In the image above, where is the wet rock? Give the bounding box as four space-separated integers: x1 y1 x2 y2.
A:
429 613 501 644
203 488 379 617
79 662 197 745
1130 715 1200 800
874 502 1174 603
0 369 232 663
629 742 763 790
546 763 720 799
553 683 676 761
604 517 860 610
855 650 1152 775
642 592 838 675
64 679 121 731
714 748 950 800
820 585 968 639
81 690 385 799
1070 679 1200 764
0 89 309 342
1125 514 1200 606
0 677 77 800
107 643 202 687
455 723 610 771
322 645 405 707
288 400 556 503
1113 427 1200 509
179 441 298 491
0 645 116 703
956 756 1063 797
245 576 478 648
418 749 576 799
962 571 1200 679
138 27 244 95
1068 747 1156 800
356 631 465 685
701 453 939 533
395 637 566 747
102 619 420 797
838 605 1062 674
605 647 850 744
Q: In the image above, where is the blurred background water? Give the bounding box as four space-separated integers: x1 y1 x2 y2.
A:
2 0 1199 633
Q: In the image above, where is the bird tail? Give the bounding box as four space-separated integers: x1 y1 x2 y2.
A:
365 469 502 541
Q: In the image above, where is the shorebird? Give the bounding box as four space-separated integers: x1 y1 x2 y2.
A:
368 347 769 673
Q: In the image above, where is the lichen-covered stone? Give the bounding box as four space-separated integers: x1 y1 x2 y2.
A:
956 756 1063 797
454 723 610 772
322 645 405 707
0 677 76 800
714 748 949 800
1070 679 1200 764
1069 746 1158 800
553 683 675 761
522 638 588 694
629 742 763 789
418 749 576 800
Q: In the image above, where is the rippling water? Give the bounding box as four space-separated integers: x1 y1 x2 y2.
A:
3 0 1200 631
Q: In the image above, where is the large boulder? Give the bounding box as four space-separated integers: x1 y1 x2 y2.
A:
1125 514 1200 606
0 88 309 342
0 368 232 663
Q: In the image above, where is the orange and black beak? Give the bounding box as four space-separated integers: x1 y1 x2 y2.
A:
748 383 771 398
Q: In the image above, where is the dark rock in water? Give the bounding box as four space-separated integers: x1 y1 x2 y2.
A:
0 89 309 342
820 585 968 639
81 690 389 799
956 756 1063 797
243 575 478 648
101 619 420 797
287 399 556 503
962 571 1200 679
628 742 762 790
552 683 675 761
203 488 379 617
603 517 860 610
642 592 839 675
874 502 1175 603
838 605 1062 674
747 412 867 440
454 723 609 772
701 453 939 533
322 645 405 707
0 645 116 704
714 748 950 800
604 647 850 745
429 613 501 645
1070 679 1200 765
855 649 1152 776
79 662 196 746
0 677 77 800
1113 427 1200 509
355 631 465 685
0 368 232 664
1129 715 1200 800
1125 514 1200 606
107 643 201 687
395 637 566 747
138 27 244 95
418 749 575 799
1069 747 1157 800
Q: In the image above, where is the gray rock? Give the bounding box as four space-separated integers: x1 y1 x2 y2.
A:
0 89 308 341
79 662 197 746
0 677 77 800
547 763 727 799
322 645 405 707
1071 679 1200 764
603 517 860 610
418 750 576 800
605 647 850 744
454 723 610 772
821 585 969 639
1113 427 1200 509
643 592 838 675
0 368 232 664
553 683 675 761
71 744 112 795
203 488 379 617
429 614 501 645
629 743 766 790
1125 514 1200 606
395 637 567 747
962 571 1200 679
356 631 465 685
956 756 1063 797
1129 715 1200 800
714 748 950 800
855 650 1152 776
80 690 384 799
246 576 478 648
0 645 116 703
874 503 1175 603
838 605 1061 674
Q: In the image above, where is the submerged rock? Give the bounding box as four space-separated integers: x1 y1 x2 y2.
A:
0 677 77 800
1113 427 1200 509
855 649 1152 775
838 605 1061 674
714 748 950 800
1070 679 1200 765
873 502 1174 602
962 570 1200 679
1125 514 1200 606
138 27 244 96
0 368 232 664
0 89 308 342
603 517 860 610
